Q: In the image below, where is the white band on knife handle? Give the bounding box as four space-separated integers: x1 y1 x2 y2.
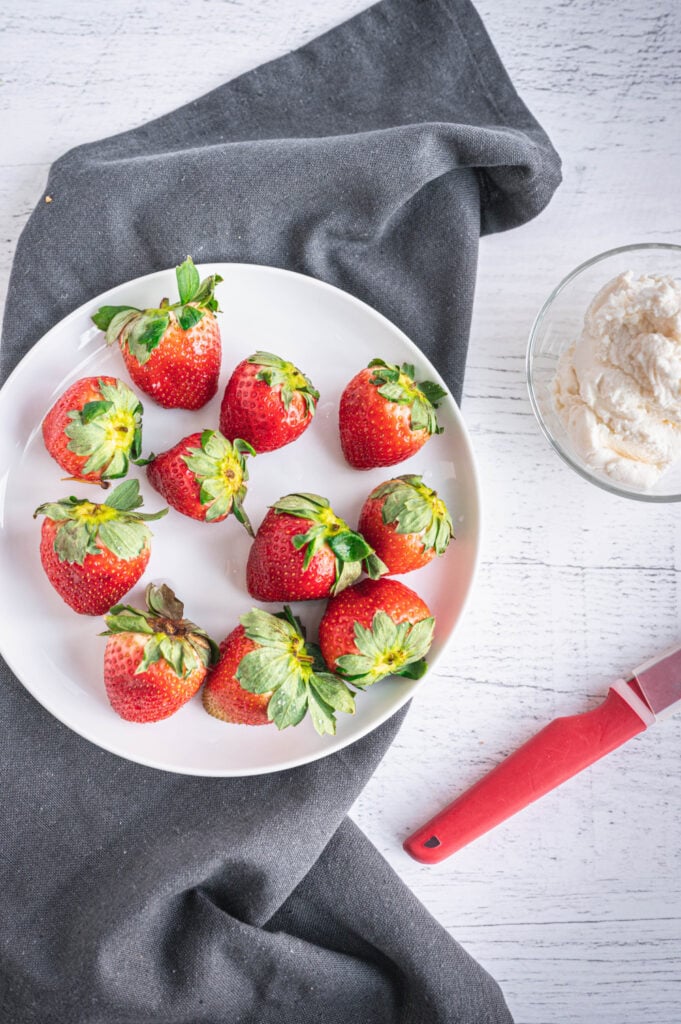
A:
611 678 656 727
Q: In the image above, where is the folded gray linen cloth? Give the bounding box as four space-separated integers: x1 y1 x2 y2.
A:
0 1 560 1020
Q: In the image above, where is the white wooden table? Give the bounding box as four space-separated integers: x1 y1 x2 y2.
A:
2 2 680 1021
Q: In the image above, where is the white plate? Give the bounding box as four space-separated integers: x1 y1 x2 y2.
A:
0 264 481 776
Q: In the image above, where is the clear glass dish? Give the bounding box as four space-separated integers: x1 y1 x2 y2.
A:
526 242 681 502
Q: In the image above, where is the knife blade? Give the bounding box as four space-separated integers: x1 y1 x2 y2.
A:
403 644 681 865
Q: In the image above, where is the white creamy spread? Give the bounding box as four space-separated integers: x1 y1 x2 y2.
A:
551 271 681 489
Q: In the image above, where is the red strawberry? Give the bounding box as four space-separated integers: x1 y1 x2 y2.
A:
246 493 387 603
202 627 271 726
203 607 355 735
219 351 319 453
42 376 145 484
319 578 435 685
92 257 222 410
358 475 454 574
34 479 167 615
339 359 447 469
101 583 219 722
147 429 254 532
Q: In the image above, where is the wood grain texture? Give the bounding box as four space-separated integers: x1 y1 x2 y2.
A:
1 1 680 1021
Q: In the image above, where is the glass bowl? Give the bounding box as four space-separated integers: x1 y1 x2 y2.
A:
527 242 681 502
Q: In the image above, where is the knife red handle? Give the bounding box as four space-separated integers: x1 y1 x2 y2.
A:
403 684 650 864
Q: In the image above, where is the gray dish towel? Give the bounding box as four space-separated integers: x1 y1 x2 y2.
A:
0 1 560 1020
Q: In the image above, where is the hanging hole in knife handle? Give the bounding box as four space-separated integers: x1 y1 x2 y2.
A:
423 836 441 849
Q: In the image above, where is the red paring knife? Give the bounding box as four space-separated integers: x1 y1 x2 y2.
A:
403 645 680 864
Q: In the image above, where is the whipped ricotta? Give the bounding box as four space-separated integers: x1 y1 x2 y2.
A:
551 270 681 489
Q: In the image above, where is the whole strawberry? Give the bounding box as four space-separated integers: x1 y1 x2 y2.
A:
101 583 219 722
92 257 222 410
34 479 167 615
203 606 355 735
42 376 145 484
147 430 254 532
246 493 387 602
219 351 319 453
358 475 454 574
319 578 435 685
203 627 271 726
339 359 447 469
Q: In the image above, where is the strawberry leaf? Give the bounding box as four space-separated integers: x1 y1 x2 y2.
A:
335 612 435 685
267 675 308 729
160 636 201 678
231 498 254 537
395 659 429 680
102 585 218 677
188 633 220 669
403 616 436 658
276 605 305 634
272 493 330 516
237 606 355 735
241 608 295 647
98 520 148 560
271 493 386 592
327 530 373 562
375 476 454 555
237 647 295 694
36 483 166 564
192 272 223 309
292 526 327 570
250 351 320 411
182 429 253 532
176 305 205 331
53 520 97 565
418 380 447 406
368 359 445 436
64 379 145 481
364 553 389 581
126 312 170 364
176 257 201 305
101 608 154 635
136 638 164 674
104 309 140 347
104 479 144 512
80 400 114 424
92 305 138 331
33 501 74 522
305 685 337 736
146 583 184 621
333 655 372 679
368 358 397 378
377 382 410 404
309 672 355 714
140 633 207 678
333 559 362 594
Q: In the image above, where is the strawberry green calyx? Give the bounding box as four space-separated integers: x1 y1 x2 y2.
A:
34 479 167 565
336 611 436 687
64 378 145 479
183 430 255 532
91 256 223 365
101 583 220 678
249 351 320 414
237 606 355 735
368 359 447 436
373 475 454 555
272 493 388 594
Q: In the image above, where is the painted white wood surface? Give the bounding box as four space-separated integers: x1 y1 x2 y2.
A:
1 1 680 1021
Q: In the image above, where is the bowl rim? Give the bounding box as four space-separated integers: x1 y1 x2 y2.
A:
526 241 681 503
